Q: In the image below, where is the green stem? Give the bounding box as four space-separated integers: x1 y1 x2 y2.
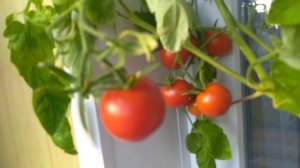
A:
78 2 89 87
246 50 278 82
80 23 110 41
231 91 263 105
215 0 268 81
184 43 256 89
24 0 31 13
234 21 273 53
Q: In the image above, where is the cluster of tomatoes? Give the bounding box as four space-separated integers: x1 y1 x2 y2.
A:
99 30 232 142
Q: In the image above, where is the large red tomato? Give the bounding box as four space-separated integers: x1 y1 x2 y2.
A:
196 82 231 117
160 36 200 69
161 79 192 108
204 31 232 57
100 77 166 142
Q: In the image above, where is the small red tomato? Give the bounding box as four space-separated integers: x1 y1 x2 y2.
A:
161 79 192 108
188 99 202 117
160 36 200 69
100 77 166 142
205 31 232 57
160 49 189 69
196 82 231 117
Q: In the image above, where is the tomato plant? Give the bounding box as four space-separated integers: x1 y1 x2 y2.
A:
4 0 300 167
161 79 192 108
196 82 231 117
100 77 165 141
204 31 232 57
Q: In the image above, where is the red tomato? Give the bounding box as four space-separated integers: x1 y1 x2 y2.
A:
100 77 166 142
188 99 202 117
205 31 232 57
160 49 189 69
161 79 192 108
160 36 200 69
196 82 231 117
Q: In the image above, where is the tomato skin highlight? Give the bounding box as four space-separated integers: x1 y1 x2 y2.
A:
161 79 192 108
188 99 202 117
205 31 232 57
160 36 200 69
196 82 231 117
100 77 166 142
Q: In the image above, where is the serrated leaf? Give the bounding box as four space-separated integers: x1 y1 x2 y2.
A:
278 26 300 71
194 120 231 160
84 0 115 25
270 60 300 117
146 0 194 51
185 133 202 154
268 0 300 26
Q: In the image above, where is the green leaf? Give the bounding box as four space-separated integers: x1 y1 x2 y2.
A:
185 133 202 154
194 120 231 160
33 87 76 154
145 0 195 51
268 0 300 26
33 88 70 135
5 13 17 25
278 26 300 71
84 0 116 25
52 119 77 154
270 60 300 117
52 0 73 6
199 62 217 87
196 147 216 168
134 11 156 30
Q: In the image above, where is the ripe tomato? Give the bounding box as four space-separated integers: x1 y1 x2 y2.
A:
196 82 231 117
160 36 200 69
188 99 202 117
160 49 189 69
100 77 166 142
204 31 232 57
161 79 192 108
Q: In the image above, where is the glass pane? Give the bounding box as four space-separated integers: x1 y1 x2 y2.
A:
240 0 300 168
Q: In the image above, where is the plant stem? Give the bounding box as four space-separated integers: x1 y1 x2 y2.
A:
246 50 278 82
24 0 31 13
77 1 89 87
215 0 268 81
234 20 273 53
231 91 263 105
184 43 256 89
